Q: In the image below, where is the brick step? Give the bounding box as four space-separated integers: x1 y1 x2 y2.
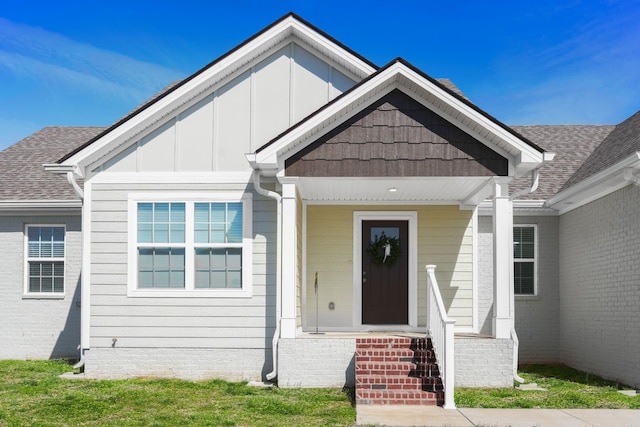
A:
356 388 444 406
356 337 415 350
357 374 423 389
412 349 437 364
410 363 440 378
356 348 415 363
356 361 416 377
357 374 444 393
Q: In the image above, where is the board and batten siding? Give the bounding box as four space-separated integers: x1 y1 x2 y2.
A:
89 181 276 350
101 44 356 174
305 205 474 329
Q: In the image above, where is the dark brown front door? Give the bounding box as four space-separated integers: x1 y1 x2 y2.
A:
362 220 409 324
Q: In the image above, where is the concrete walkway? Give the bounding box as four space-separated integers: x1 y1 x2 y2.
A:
356 405 640 426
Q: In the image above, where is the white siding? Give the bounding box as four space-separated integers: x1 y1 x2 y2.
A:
100 44 357 174
89 181 276 354
0 214 81 359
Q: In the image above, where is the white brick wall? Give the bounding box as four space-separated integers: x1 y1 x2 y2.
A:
455 337 513 387
84 347 269 381
0 214 82 359
559 185 640 388
278 338 356 387
477 215 561 363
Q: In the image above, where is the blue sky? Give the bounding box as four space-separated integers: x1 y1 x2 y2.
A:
1 0 639 150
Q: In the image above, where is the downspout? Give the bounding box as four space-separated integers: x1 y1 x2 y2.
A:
624 168 640 187
508 167 541 384
252 171 282 381
509 168 540 201
65 171 87 369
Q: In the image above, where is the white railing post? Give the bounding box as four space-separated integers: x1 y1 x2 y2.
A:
426 265 456 409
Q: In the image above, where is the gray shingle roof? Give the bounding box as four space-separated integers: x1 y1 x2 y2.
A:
0 126 105 201
561 110 640 191
510 125 615 200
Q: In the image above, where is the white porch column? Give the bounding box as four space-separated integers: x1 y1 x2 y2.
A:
492 177 513 339
279 180 298 338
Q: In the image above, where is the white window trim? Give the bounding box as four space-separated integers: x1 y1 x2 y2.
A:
23 224 66 298
514 224 537 297
127 192 252 298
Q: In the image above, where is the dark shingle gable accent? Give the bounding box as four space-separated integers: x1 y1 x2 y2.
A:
284 90 508 177
561 110 640 190
257 58 545 156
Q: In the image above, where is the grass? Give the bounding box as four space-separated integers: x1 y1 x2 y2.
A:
0 360 355 426
455 364 640 409
2 361 639 426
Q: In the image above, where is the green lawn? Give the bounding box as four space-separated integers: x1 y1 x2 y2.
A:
2 361 639 426
0 360 355 426
455 364 640 409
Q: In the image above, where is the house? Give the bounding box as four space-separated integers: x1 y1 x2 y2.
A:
1 13 638 408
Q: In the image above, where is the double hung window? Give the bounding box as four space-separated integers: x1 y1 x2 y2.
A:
130 194 251 297
26 225 65 294
513 226 536 296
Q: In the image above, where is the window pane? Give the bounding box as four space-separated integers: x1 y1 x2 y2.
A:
170 203 185 223
195 271 211 288
54 278 64 293
42 277 53 293
29 277 41 293
138 203 153 222
227 248 242 269
227 271 242 288
227 203 243 243
515 262 534 295
137 248 185 289
138 223 153 243
211 249 227 268
154 223 169 243
194 203 209 222
514 227 535 259
170 223 185 244
154 203 169 222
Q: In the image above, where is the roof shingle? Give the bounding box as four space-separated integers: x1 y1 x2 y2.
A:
0 127 105 201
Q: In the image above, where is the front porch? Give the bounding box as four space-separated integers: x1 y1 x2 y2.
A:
276 332 513 390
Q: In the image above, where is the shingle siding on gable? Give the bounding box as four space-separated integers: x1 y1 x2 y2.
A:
285 90 508 177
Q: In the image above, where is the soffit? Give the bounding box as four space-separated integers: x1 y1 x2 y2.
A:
297 176 492 203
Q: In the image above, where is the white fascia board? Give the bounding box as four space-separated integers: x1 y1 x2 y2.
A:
547 152 640 214
289 19 377 78
0 200 82 212
60 15 376 174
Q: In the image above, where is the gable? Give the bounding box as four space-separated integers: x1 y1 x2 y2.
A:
285 90 508 177
99 44 358 174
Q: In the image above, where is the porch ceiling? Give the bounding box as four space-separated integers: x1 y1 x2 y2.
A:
295 176 493 203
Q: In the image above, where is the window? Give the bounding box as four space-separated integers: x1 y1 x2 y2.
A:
137 203 186 288
194 202 243 289
513 226 535 295
129 194 252 297
26 226 65 294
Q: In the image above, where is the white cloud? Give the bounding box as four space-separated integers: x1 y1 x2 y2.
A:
0 17 183 103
